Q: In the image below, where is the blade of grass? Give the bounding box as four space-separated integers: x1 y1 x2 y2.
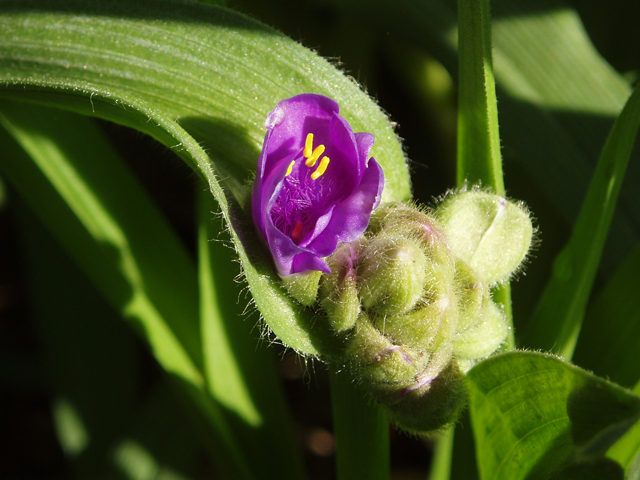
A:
0 101 202 379
329 366 390 480
329 0 637 278
456 0 504 193
17 202 211 478
197 187 308 480
523 83 640 359
456 0 514 354
573 245 640 388
608 418 640 476
0 103 255 479
16 199 139 476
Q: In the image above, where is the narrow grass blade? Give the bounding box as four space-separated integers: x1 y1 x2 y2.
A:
17 206 214 478
628 451 640 480
0 101 202 377
454 2 512 477
524 84 640 358
574 245 640 388
608 419 640 476
197 188 308 480
329 366 390 480
456 0 504 193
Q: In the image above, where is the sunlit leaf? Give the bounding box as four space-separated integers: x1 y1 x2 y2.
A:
0 0 411 355
0 104 254 478
468 352 640 480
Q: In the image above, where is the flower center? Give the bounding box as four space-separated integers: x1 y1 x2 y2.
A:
271 132 338 245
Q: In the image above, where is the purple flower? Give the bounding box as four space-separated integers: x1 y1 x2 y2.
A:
252 94 384 277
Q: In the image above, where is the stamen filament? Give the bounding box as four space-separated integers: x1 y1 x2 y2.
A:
285 160 295 176
303 133 314 158
305 144 325 167
311 156 330 180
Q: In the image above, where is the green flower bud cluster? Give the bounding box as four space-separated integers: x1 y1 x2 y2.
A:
317 191 533 433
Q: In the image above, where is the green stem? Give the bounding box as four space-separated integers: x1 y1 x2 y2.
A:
329 365 390 480
456 0 504 194
429 427 455 480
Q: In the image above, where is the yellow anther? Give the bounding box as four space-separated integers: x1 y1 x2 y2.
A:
285 160 295 176
305 144 325 167
303 133 314 158
311 156 330 180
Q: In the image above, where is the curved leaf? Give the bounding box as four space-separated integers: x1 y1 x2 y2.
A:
468 352 640 480
0 0 411 355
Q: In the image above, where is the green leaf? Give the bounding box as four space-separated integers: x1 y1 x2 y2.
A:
468 351 640 480
0 0 411 356
523 83 640 358
574 245 640 389
0 104 255 478
16 200 139 477
197 188 308 480
624 448 640 480
0 102 202 382
608 418 640 476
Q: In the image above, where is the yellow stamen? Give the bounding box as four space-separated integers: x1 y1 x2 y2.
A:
303 133 314 158
311 156 330 180
285 160 295 176
305 144 325 167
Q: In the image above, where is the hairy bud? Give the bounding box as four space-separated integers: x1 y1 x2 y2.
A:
320 242 363 332
435 190 533 285
358 234 430 316
292 192 533 433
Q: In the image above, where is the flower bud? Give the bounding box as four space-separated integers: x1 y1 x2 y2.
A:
370 271 457 353
320 242 364 332
454 297 507 365
435 190 533 285
384 359 467 434
454 259 489 333
281 270 322 306
313 197 532 433
358 234 430 316
344 315 429 395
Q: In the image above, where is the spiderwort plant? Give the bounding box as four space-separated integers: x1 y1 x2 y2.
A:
252 95 535 433
252 94 385 278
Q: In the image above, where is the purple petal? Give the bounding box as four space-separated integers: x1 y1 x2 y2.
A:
292 253 331 275
252 93 385 277
305 158 384 253
263 94 338 174
355 132 375 166
327 113 360 183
